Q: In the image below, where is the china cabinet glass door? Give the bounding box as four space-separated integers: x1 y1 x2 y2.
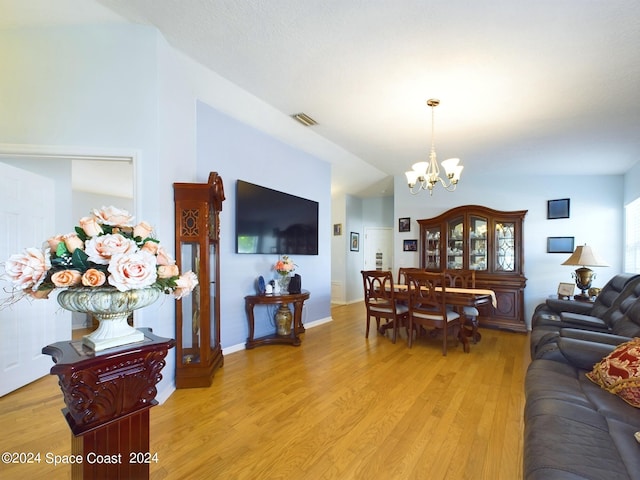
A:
495 221 516 271
447 217 464 269
180 242 201 364
424 226 441 269
469 216 488 271
209 236 219 352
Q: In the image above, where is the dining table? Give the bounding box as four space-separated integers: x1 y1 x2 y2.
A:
383 284 497 352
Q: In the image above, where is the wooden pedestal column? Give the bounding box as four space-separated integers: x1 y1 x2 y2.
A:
43 328 175 480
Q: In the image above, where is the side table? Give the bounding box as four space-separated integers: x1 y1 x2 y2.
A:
43 328 174 480
245 290 310 349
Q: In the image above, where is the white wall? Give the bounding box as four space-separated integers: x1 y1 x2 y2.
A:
335 194 394 304
394 172 625 329
331 194 347 304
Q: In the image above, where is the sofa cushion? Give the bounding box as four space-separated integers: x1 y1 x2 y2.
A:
587 337 640 408
524 412 635 480
525 358 640 480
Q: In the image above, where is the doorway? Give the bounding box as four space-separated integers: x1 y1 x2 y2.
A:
0 144 135 396
363 227 393 273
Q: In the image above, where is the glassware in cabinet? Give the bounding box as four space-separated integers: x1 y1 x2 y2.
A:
469 215 488 271
424 226 441 269
447 217 464 269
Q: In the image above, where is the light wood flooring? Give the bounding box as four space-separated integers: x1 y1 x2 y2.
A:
0 302 531 479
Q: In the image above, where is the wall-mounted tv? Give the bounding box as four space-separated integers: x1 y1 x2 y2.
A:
236 180 319 255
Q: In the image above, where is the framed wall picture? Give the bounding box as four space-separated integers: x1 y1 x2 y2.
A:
547 198 570 219
403 239 418 251
350 232 359 252
547 236 575 253
398 217 410 232
333 223 342 236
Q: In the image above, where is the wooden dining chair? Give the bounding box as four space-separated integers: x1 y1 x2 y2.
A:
361 270 408 343
444 269 480 342
397 267 423 285
405 271 461 355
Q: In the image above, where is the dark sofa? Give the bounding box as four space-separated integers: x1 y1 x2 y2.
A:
525 274 640 480
530 273 640 359
524 335 640 480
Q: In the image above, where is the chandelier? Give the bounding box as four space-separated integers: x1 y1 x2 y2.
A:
405 99 463 195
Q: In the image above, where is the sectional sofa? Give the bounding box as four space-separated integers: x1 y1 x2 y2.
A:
525 274 640 480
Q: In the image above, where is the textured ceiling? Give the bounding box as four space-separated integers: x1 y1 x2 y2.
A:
3 0 640 197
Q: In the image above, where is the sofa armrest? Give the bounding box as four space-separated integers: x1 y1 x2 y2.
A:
558 312 608 330
559 328 633 346
544 298 594 315
556 336 617 370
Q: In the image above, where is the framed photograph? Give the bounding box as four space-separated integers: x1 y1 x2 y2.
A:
333 223 342 236
557 282 575 298
399 217 411 232
350 232 359 252
547 198 570 219
547 236 575 253
403 239 418 251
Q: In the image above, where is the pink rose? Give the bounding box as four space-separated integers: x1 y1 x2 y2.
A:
47 235 64 253
4 248 51 291
92 206 134 227
172 271 198 300
133 221 154 240
107 250 158 292
63 233 84 253
85 233 138 265
51 269 82 287
156 246 175 266
141 241 159 255
157 264 180 279
79 216 103 237
81 268 106 287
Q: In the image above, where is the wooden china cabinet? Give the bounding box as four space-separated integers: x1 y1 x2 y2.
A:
173 172 225 388
418 205 528 332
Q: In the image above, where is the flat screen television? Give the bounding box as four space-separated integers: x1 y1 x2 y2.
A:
236 180 319 255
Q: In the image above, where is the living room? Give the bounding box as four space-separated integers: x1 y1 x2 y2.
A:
0 1 639 478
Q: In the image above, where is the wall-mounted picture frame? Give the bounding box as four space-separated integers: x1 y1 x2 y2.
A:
403 239 418 251
333 223 342 236
350 232 359 252
399 217 410 232
547 236 575 253
547 198 570 219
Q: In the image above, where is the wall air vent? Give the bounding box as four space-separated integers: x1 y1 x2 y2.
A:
291 112 317 127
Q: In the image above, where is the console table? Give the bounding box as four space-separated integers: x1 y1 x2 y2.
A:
43 328 174 480
245 290 310 349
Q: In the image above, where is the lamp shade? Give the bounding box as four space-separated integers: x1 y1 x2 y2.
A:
561 245 609 267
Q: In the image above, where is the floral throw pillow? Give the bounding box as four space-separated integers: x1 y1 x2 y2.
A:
586 337 640 408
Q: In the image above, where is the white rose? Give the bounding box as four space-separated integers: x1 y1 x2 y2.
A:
107 250 158 292
92 206 134 227
85 234 138 265
172 271 199 300
4 247 51 291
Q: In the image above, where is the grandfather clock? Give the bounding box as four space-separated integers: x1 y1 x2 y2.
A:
173 172 225 388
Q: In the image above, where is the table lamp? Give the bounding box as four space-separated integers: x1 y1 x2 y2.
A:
561 244 609 300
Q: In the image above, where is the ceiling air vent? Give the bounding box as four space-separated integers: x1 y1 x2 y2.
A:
291 112 317 127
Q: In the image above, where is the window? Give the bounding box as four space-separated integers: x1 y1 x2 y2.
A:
625 197 640 273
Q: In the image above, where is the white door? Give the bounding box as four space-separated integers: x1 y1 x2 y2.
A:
363 227 393 272
0 162 68 396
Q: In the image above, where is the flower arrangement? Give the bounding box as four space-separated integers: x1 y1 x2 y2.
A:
2 206 198 306
274 255 296 277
